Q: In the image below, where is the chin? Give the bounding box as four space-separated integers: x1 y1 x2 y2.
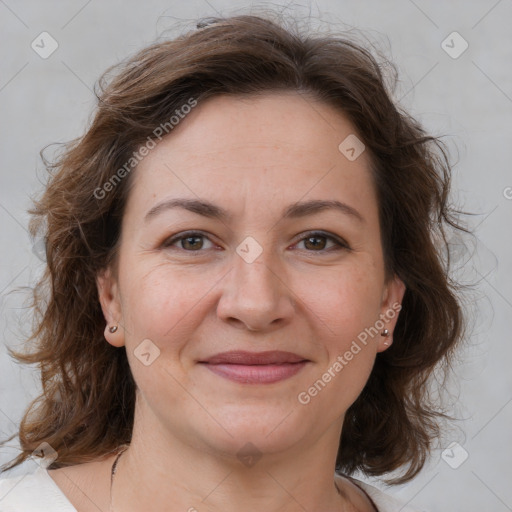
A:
188 404 309 461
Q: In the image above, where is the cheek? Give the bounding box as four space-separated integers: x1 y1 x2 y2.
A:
300 264 383 346
295 266 382 401
121 263 206 341
119 265 203 415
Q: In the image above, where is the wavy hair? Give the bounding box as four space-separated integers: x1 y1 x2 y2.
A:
1 12 467 484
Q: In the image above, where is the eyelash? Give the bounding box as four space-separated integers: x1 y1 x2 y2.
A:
161 230 350 254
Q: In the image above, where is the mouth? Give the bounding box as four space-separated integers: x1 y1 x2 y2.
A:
198 350 310 384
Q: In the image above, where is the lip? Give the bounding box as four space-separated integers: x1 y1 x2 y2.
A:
199 350 309 384
202 350 307 365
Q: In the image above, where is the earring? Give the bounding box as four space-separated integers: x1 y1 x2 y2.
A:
108 325 118 333
381 329 389 337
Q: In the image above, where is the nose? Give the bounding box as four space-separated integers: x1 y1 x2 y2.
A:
216 247 296 332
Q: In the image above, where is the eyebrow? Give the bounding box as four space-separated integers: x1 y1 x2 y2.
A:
144 198 364 223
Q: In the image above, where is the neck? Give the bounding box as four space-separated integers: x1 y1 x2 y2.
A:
111 403 348 512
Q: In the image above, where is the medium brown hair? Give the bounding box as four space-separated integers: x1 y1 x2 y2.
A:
1 12 467 484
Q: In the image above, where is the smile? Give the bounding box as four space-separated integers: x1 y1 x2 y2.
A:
199 350 310 384
201 361 308 384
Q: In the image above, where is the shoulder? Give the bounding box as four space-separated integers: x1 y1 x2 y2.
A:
345 476 425 512
0 466 76 512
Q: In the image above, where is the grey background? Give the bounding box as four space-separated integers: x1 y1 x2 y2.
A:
0 1 511 511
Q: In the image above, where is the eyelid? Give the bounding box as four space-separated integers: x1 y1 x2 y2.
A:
161 230 351 252
161 230 219 250
292 230 351 251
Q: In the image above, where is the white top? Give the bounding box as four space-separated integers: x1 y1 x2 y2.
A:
0 466 423 511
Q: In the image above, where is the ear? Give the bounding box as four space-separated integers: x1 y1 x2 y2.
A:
96 267 125 348
377 274 406 353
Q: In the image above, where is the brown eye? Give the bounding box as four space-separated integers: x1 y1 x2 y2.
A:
162 231 215 252
304 235 328 250
181 235 204 250
295 231 350 253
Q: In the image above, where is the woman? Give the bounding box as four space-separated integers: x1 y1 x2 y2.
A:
0 12 466 512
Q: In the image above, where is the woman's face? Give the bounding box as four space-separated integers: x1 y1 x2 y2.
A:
98 91 405 460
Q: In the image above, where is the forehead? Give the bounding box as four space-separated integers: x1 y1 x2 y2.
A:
125 91 377 222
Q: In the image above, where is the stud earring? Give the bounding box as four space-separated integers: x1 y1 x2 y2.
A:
108 325 118 333
381 329 389 337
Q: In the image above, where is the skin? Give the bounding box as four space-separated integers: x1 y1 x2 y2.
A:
49 91 405 512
